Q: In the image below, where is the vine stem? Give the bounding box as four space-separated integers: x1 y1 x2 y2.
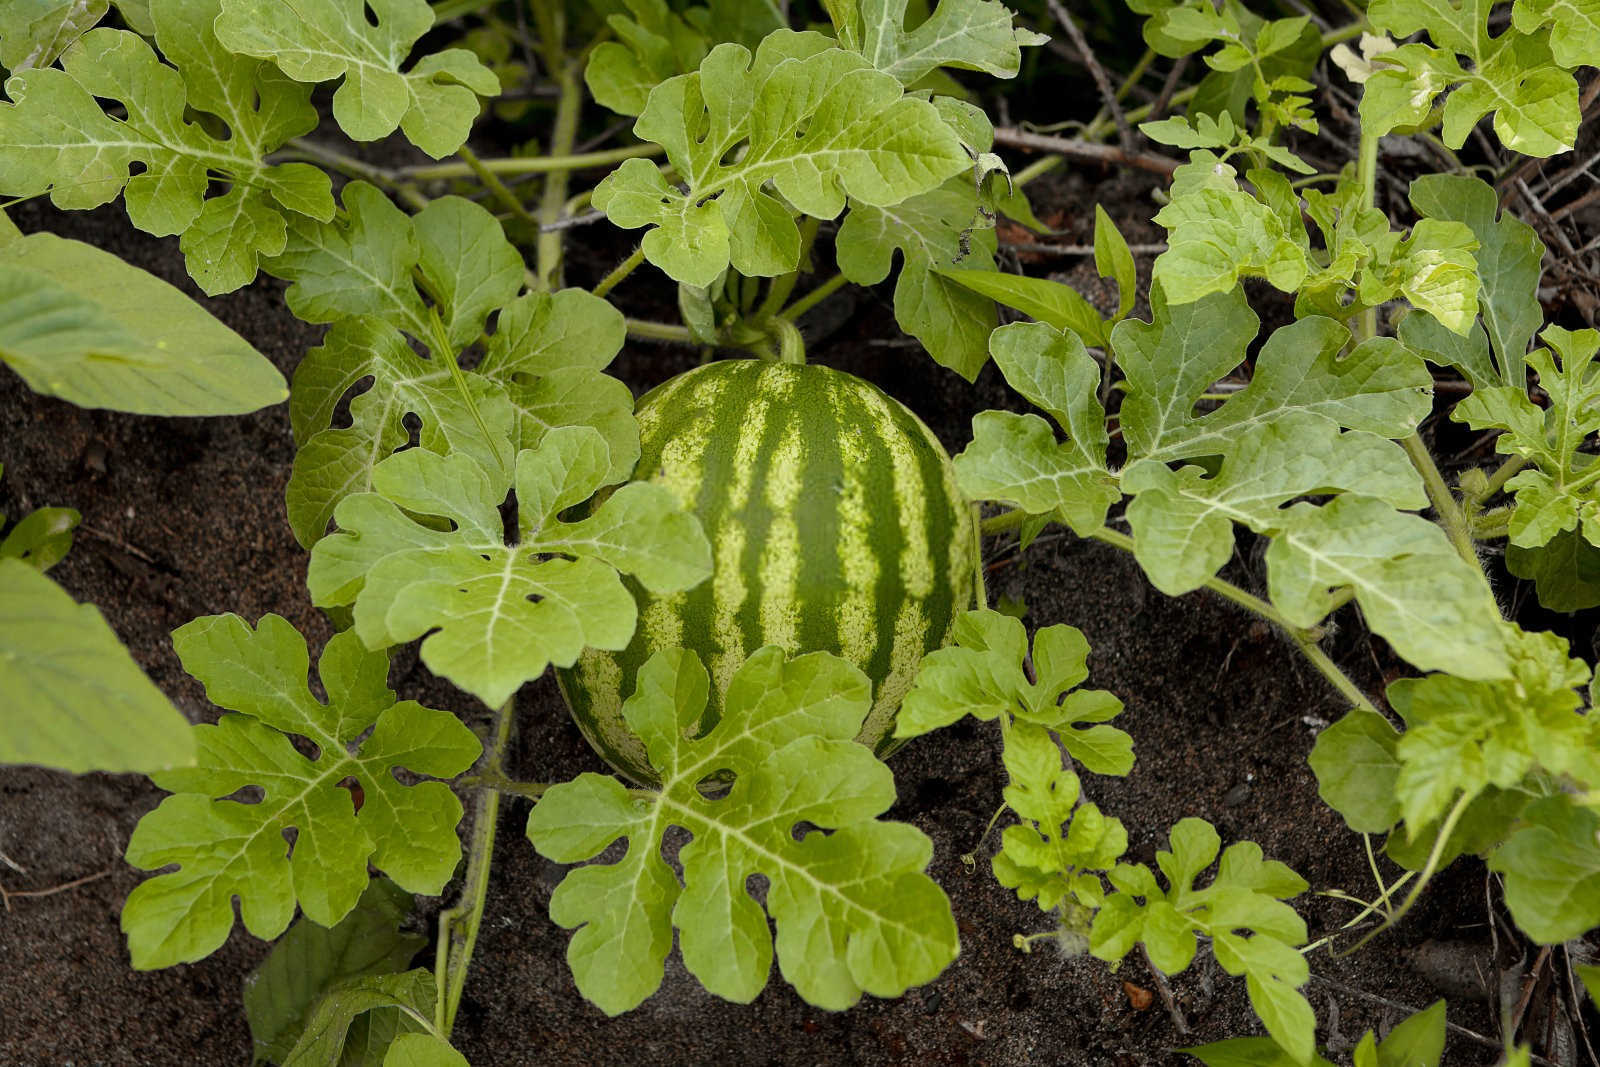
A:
1477 455 1530 501
778 273 848 321
535 59 583 289
625 317 696 343
1087 526 1381 714
456 145 536 228
1401 434 1479 566
397 142 662 181
593 246 645 299
1343 790 1474 955
435 696 517 1036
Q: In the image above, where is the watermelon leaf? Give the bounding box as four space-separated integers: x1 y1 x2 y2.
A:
835 179 999 381
244 878 426 1065
122 615 481 969
1490 793 1600 944
272 184 636 548
1454 326 1600 549
527 646 959 1015
213 0 498 158
278 970 443 1067
306 431 712 708
0 0 334 294
593 33 970 286
1091 819 1314 1065
1362 0 1581 155
833 0 1048 84
0 0 108 71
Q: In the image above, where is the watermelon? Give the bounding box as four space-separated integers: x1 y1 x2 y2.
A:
557 358 981 784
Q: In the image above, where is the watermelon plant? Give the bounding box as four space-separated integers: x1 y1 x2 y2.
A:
1 0 1597 1062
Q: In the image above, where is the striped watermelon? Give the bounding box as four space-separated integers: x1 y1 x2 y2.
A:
557 358 981 785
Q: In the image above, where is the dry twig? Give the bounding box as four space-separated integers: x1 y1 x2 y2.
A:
1044 0 1134 150
994 127 1180 178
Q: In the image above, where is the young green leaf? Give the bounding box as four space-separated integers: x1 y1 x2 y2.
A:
122 615 481 969
1489 793 1600 944
0 232 287 415
1091 818 1313 1065
307 433 712 708
1363 0 1580 155
991 719 1128 912
279 970 439 1067
1093 205 1137 323
382 1033 469 1067
898 609 1132 772
1455 327 1600 549
841 0 1048 85
953 322 1119 534
1408 174 1544 383
0 498 78 572
527 646 959 1015
0 557 195 774
1307 710 1401 834
835 180 999 382
1386 627 1596 836
0 0 107 70
594 34 970 286
0 0 335 294
244 878 425 1065
1183 999 1443 1067
213 0 498 158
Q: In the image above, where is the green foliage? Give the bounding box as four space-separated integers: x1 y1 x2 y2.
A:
277 970 443 1067
0 0 106 70
306 433 712 708
122 615 481 969
1185 998 1445 1067
1456 326 1600 549
0 231 287 414
527 646 959 1015
0 0 335 294
245 878 425 1065
1092 819 1314 1064
213 0 497 157
593 32 970 286
0 556 195 774
270 183 634 548
1362 0 1582 154
827 0 1048 84
1490 792 1600 943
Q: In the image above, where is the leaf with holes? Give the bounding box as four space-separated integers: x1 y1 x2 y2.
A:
527 646 958 1015
306 430 711 708
213 0 498 158
1091 818 1313 1065
593 33 970 286
0 0 334 294
121 615 481 969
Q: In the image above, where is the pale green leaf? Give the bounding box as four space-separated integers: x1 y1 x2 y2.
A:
0 557 195 774
306 433 710 708
1094 205 1137 322
122 616 480 969
1489 793 1600 943
1511 0 1600 66
1377 1000 1447 1067
585 0 712 117
527 646 958 1014
1506 527 1600 611
244 878 424 1065
1124 417 1425 595
594 35 969 285
0 234 287 415
1183 1037 1335 1067
835 181 999 381
214 0 498 157
1152 182 1306 304
1308 710 1402 833
953 322 1118 534
0 0 334 294
0 0 107 70
1267 495 1511 679
851 0 1047 84
1365 0 1580 154
0 504 78 571
1456 326 1600 549
382 1034 467 1067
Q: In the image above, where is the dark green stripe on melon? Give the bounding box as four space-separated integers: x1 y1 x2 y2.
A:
558 359 979 785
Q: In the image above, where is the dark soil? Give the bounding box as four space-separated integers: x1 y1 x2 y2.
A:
0 173 1514 1066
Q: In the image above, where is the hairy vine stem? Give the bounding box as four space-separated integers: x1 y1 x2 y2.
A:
435 696 517 1036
